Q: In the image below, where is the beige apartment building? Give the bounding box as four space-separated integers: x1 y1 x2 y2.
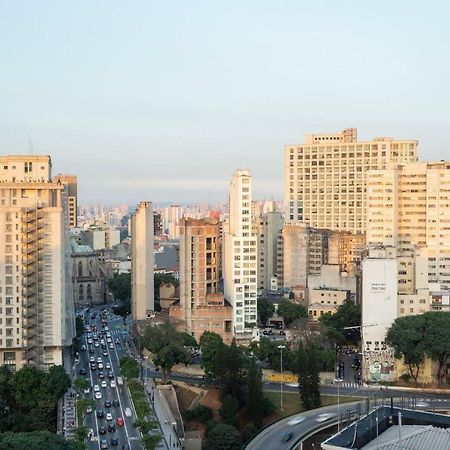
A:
367 161 450 288
328 232 365 275
54 174 77 228
284 128 418 233
223 170 258 334
169 217 232 343
131 201 154 321
0 155 75 370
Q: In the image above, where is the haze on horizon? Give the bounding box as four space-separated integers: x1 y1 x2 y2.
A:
1 1 449 205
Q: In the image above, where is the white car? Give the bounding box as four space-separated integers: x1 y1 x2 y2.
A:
287 416 305 426
315 413 336 423
109 343 114 349
84 387 91 394
94 342 100 347
101 380 107 388
95 392 102 400
106 337 112 343
97 357 102 363
93 385 100 392
87 338 93 344
86 406 93 414
105 362 111 369
110 380 116 388
98 363 104 370
90 356 95 363
106 413 113 421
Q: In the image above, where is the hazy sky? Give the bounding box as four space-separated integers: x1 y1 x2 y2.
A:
1 1 449 205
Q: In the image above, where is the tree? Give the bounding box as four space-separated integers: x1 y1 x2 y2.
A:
219 394 239 427
74 377 89 392
0 431 79 450
319 299 361 345
180 332 198 349
108 272 131 301
296 343 321 410
386 315 427 385
119 356 140 379
244 358 266 426
206 424 241 450
423 312 450 386
257 297 275 326
142 322 190 383
199 331 225 380
277 300 307 326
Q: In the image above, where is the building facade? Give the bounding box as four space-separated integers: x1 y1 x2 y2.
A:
284 128 418 233
0 155 75 370
223 170 258 334
54 174 77 228
131 202 154 321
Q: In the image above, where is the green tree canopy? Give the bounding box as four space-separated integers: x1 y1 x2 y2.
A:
206 424 241 450
142 322 190 383
386 314 427 385
199 331 225 380
257 297 275 326
277 300 307 326
119 356 140 379
296 342 321 410
319 299 361 344
0 431 79 450
109 272 132 319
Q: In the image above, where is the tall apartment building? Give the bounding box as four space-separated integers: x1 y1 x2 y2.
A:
0 155 74 370
284 128 418 233
223 170 257 334
81 221 120 250
131 202 154 321
169 218 232 343
54 174 77 228
328 232 365 274
256 211 284 291
367 161 450 288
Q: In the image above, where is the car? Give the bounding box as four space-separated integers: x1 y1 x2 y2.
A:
108 423 116 432
97 357 102 363
79 368 87 375
90 363 97 370
89 348 95 354
87 339 93 344
112 399 119 407
96 409 105 418
287 416 305 426
88 428 94 439
100 440 109 449
116 417 124 426
104 400 112 408
93 385 100 392
84 387 91 394
98 363 104 369
100 339 105 345
99 426 107 435
86 406 93 414
316 413 337 423
101 380 107 388
110 435 119 446
110 380 116 388
115 339 120 345
106 332 112 337
124 407 132 417
81 344 87 351
101 344 107 350
103 350 108 357
107 337 112 343
281 431 293 442
108 371 114 379
98 371 105 379
95 342 100 347
106 413 113 421
106 362 111 369
109 343 114 349
95 392 103 400
90 356 95 363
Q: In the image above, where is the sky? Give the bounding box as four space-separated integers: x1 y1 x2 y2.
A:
1 1 449 205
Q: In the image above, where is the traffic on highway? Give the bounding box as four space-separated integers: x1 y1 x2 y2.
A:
77 308 143 450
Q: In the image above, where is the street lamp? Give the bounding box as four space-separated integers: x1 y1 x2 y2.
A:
278 345 286 412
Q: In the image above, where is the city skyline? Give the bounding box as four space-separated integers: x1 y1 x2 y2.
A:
1 2 450 203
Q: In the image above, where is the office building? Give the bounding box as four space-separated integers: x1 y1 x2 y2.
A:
284 127 418 233
223 170 258 334
54 174 77 228
0 155 74 370
169 218 232 343
131 202 154 321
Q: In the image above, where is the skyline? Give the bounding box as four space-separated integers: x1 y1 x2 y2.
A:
1 1 450 204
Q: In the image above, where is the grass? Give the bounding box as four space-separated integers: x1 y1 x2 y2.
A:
264 392 358 418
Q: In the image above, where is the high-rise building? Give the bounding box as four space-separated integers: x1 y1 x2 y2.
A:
131 202 154 321
0 155 74 370
284 128 418 233
223 170 258 334
366 161 450 288
54 174 77 228
169 218 233 343
256 211 284 291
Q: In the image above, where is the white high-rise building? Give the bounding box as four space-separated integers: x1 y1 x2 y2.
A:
131 202 154 321
0 155 74 370
223 170 257 334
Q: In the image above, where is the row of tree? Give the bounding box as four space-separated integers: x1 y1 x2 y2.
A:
386 311 450 385
0 365 71 433
257 297 308 326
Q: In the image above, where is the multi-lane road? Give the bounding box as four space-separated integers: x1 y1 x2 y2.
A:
77 309 143 450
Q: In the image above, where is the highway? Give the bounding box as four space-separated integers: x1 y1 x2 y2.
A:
77 309 143 450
